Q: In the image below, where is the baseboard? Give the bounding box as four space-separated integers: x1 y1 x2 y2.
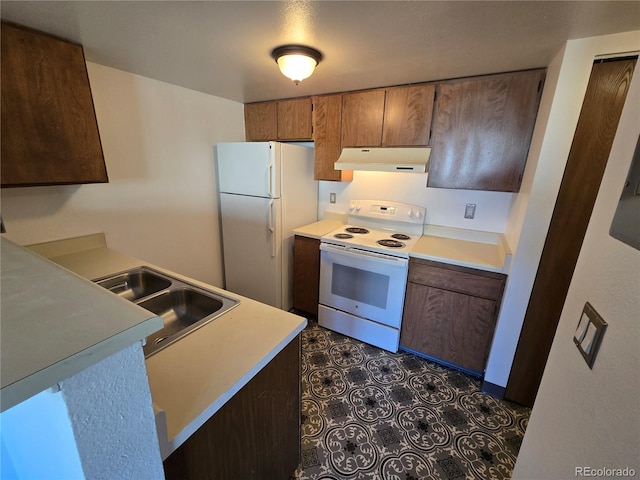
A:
481 380 506 399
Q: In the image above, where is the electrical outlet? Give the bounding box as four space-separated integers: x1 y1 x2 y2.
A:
330 192 336 204
465 204 476 219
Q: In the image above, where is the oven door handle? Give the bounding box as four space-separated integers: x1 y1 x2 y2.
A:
320 243 408 266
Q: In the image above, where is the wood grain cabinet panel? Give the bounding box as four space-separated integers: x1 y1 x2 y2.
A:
1 22 107 187
383 84 435 146
277 97 312 140
428 69 545 192
244 101 278 141
341 89 386 147
400 258 506 373
312 94 352 182
245 98 312 141
293 235 321 316
163 335 301 480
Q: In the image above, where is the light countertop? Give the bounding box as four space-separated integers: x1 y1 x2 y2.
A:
293 220 511 273
293 219 345 239
30 233 307 459
410 225 512 273
0 236 163 413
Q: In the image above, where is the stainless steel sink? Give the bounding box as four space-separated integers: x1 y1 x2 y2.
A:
93 267 239 357
95 268 171 301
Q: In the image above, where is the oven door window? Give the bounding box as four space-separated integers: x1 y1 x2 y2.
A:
319 245 408 328
332 263 389 309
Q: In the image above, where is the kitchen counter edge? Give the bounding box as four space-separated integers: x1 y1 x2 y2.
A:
28 233 307 460
293 220 511 273
0 236 163 413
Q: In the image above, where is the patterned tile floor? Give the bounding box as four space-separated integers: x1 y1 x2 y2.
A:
295 320 530 480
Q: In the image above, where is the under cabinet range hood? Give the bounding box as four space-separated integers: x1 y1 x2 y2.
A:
334 147 430 173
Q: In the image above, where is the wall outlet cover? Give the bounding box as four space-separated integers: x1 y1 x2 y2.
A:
465 204 476 219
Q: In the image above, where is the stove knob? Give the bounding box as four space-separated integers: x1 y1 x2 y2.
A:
408 209 416 218
416 210 424 219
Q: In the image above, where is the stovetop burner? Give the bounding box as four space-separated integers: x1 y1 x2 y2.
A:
391 233 411 241
321 200 426 258
345 227 370 235
377 239 405 248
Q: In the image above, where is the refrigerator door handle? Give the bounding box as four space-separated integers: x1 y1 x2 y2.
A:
268 200 276 257
268 162 274 198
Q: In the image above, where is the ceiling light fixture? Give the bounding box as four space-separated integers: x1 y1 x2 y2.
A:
271 45 323 85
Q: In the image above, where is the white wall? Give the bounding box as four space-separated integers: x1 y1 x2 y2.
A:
484 30 640 389
1 388 84 479
513 41 640 479
0 342 164 479
319 172 514 233
62 342 164 479
0 63 245 287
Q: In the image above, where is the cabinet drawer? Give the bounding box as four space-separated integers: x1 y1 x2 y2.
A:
408 258 505 300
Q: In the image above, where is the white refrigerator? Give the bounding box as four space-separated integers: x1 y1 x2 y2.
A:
216 141 318 310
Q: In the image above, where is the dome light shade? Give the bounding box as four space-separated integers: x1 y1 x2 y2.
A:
271 45 323 84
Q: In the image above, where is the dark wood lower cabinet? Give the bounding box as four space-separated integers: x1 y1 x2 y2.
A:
293 235 320 317
163 335 301 480
400 259 506 373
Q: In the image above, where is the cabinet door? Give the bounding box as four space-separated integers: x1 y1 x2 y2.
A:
341 89 386 147
428 69 545 192
312 94 352 182
244 101 277 141
277 98 312 140
383 84 435 146
400 282 497 372
293 235 320 316
164 336 301 480
1 22 107 187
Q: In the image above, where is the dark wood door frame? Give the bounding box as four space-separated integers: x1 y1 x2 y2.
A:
505 57 637 407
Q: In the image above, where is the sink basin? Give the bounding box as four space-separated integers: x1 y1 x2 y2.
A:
93 267 239 357
140 288 225 354
95 268 171 301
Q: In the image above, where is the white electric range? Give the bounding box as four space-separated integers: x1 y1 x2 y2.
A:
318 200 426 352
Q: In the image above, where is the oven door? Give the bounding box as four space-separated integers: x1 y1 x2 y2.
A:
319 243 408 328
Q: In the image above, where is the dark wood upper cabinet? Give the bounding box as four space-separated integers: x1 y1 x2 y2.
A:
1 22 108 187
428 69 545 192
243 69 543 189
244 101 278 141
341 85 436 148
244 98 312 141
383 84 435 146
341 89 386 147
312 94 352 182
277 97 312 140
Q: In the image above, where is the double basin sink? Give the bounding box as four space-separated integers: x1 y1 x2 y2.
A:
93 266 239 357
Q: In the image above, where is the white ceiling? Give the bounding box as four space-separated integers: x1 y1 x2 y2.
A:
2 1 639 104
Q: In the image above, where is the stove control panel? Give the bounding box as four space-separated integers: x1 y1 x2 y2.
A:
349 200 426 225
371 204 396 216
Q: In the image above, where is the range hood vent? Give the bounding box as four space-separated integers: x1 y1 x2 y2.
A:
334 147 430 173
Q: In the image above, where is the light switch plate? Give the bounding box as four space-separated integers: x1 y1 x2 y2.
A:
573 302 607 369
